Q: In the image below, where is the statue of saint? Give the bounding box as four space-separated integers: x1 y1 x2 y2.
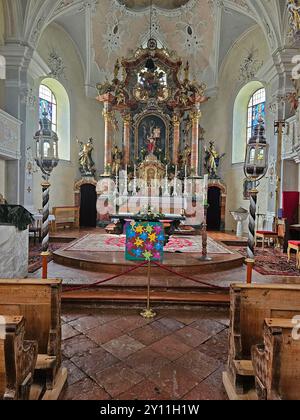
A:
204 141 225 179
77 138 96 176
112 145 123 175
181 144 192 166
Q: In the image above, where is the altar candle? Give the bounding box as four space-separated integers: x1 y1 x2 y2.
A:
166 164 168 176
185 165 187 179
175 165 178 176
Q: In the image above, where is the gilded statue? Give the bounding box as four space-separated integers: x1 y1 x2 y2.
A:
204 141 225 179
288 0 300 35
112 145 123 175
77 137 96 176
180 144 192 167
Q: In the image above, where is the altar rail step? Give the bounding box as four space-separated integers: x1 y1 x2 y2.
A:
62 288 230 306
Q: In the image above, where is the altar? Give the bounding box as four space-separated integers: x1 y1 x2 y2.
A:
95 40 209 228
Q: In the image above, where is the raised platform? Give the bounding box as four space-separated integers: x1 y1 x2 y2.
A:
53 233 244 276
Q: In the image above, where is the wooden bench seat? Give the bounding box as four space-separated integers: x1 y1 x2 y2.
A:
0 279 67 400
252 318 300 400
224 283 300 400
0 316 38 400
52 206 80 231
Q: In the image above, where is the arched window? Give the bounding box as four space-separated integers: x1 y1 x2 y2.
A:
246 88 266 143
38 78 70 161
39 85 57 132
232 82 266 164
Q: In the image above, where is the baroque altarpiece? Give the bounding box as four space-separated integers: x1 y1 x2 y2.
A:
95 41 208 222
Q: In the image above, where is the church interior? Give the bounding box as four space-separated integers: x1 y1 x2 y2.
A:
0 0 300 402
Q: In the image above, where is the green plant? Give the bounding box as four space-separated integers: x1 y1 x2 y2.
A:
0 205 34 231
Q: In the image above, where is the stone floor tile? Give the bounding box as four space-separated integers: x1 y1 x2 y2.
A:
177 349 220 381
117 380 172 400
149 362 199 399
84 323 122 345
174 325 209 348
71 347 119 377
94 362 143 397
60 378 110 401
62 334 97 359
149 335 192 361
129 321 171 346
125 347 170 376
102 335 145 360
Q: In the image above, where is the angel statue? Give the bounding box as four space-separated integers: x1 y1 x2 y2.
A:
204 141 225 179
77 137 96 177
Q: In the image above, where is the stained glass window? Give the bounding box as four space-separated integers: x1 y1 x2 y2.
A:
39 85 57 132
247 88 266 143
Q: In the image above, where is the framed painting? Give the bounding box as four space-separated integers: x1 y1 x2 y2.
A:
135 113 169 161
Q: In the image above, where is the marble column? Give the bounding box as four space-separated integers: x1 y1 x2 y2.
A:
123 113 131 165
102 107 113 174
172 114 180 164
191 108 201 176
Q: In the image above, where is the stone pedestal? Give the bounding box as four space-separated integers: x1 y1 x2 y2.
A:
0 225 29 278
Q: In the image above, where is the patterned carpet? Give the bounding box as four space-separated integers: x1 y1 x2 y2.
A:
63 234 233 255
28 242 67 273
232 246 300 277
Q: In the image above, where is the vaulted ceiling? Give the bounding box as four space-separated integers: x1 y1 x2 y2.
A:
0 0 291 92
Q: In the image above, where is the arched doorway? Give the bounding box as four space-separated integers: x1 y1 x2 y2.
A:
207 180 227 231
207 187 221 231
74 178 98 228
80 184 97 227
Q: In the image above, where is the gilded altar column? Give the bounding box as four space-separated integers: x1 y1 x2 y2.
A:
191 108 202 176
172 114 180 164
102 106 113 174
123 114 132 165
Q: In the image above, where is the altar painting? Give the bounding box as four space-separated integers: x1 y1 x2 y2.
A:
136 115 168 161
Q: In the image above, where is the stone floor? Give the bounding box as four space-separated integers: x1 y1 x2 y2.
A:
60 305 230 400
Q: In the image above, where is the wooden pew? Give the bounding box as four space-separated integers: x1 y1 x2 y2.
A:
223 283 300 400
0 279 67 400
252 318 300 400
0 316 38 400
52 206 80 232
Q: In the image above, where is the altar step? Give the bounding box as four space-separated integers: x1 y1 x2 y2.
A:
62 287 230 306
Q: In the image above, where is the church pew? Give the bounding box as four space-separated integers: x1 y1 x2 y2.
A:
0 279 67 400
0 316 38 400
223 283 300 400
252 318 300 400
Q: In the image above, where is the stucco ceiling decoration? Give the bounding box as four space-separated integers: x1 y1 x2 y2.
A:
93 0 216 88
117 0 191 10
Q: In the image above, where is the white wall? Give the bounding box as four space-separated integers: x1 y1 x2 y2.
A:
32 23 104 211
201 25 270 231
0 158 5 196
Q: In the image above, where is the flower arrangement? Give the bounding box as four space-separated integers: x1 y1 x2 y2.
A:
135 205 165 221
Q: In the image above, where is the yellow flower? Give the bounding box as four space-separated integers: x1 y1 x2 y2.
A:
135 225 144 234
135 238 144 247
148 233 157 243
